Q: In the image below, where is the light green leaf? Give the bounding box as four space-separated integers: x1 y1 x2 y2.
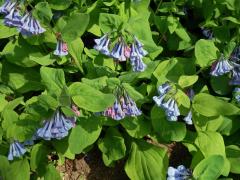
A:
178 75 198 88
125 140 168 180
69 82 115 112
193 93 240 117
195 39 218 67
6 158 30 180
98 127 126 165
69 116 102 154
44 164 61 180
193 155 225 180
226 145 240 174
62 13 90 42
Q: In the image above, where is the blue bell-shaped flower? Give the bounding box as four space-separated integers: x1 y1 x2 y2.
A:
4 6 22 27
167 165 192 180
8 141 26 161
0 0 16 15
54 39 68 56
94 34 111 56
210 54 233 76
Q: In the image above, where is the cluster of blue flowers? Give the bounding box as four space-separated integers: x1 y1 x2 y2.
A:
54 39 68 57
101 86 142 120
210 47 240 86
8 108 77 160
36 109 76 140
200 27 214 39
233 87 240 104
183 89 194 125
94 34 147 72
153 82 180 121
167 165 192 180
153 82 193 124
0 0 46 36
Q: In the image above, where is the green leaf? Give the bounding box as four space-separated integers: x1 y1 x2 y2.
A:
62 13 90 42
2 38 42 67
0 155 10 179
40 66 66 97
29 54 55 66
99 13 124 33
44 164 61 180
210 75 232 95
68 38 84 73
69 82 115 112
47 0 72 10
226 145 240 174
178 75 198 88
193 155 225 180
125 140 168 180
6 158 30 180
151 106 186 141
33 2 53 23
193 93 240 117
122 83 144 102
98 127 126 165
0 20 18 39
69 116 102 154
30 143 49 171
121 116 151 138
1 61 43 93
195 39 218 67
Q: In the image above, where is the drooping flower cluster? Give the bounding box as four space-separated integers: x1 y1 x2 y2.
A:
210 54 233 76
0 0 46 36
54 39 68 57
8 141 26 161
200 27 214 39
230 46 240 62
233 87 240 104
183 89 194 125
167 165 192 180
36 109 76 140
94 34 147 72
153 82 180 121
101 86 142 120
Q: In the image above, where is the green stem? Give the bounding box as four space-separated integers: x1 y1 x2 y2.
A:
155 0 163 14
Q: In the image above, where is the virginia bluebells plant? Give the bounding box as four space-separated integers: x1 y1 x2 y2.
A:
19 13 46 36
102 86 141 120
233 87 240 104
210 54 233 76
183 89 195 125
167 165 192 180
54 39 68 56
8 141 27 161
200 27 214 39
153 82 180 121
230 46 240 62
129 37 147 72
36 109 76 140
94 34 111 56
0 0 16 15
94 33 148 72
230 67 240 85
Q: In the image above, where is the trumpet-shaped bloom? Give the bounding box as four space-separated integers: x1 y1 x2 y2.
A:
210 55 233 76
130 38 147 72
230 68 240 85
0 0 16 14
111 41 127 61
153 82 181 121
163 98 180 121
102 89 141 120
36 110 76 140
233 87 240 103
201 27 213 39
183 111 193 125
230 46 240 62
4 7 21 27
19 13 46 36
8 141 26 161
167 165 192 180
54 40 68 56
94 34 111 56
